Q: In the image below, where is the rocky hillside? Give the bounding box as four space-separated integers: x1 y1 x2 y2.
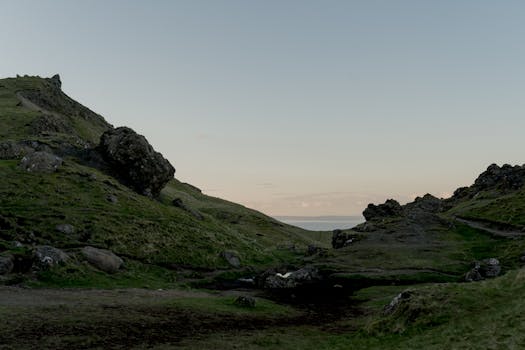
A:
0 75 321 287
297 162 525 293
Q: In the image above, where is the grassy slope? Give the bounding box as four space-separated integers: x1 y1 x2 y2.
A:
0 75 321 286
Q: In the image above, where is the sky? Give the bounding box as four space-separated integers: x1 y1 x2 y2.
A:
1 1 525 216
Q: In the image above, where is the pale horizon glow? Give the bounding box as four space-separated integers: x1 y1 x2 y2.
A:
2 1 525 216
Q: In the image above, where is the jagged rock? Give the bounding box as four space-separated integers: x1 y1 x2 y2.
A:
19 151 63 173
221 251 240 268
404 194 442 214
107 195 118 203
363 199 403 221
480 258 501 278
48 74 62 89
0 141 32 160
31 114 73 135
472 164 525 193
234 295 256 308
33 246 69 270
81 246 123 273
383 290 413 315
0 255 14 275
98 127 175 197
55 223 75 234
261 266 321 289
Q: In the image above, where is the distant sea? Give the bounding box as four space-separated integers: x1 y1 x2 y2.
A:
274 216 364 231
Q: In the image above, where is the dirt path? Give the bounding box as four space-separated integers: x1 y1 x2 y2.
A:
456 217 525 238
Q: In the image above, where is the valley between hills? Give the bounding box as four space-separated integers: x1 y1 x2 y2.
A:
1 75 525 349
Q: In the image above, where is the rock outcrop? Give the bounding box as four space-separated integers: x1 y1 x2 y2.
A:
363 199 403 221
19 151 63 173
234 295 256 308
98 127 175 197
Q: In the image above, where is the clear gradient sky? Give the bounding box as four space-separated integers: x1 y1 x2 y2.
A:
2 1 525 216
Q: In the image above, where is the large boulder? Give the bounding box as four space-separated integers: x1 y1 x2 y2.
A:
81 246 123 273
19 151 63 173
363 199 403 221
98 127 175 196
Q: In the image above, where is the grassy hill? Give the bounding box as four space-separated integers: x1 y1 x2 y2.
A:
0 75 322 287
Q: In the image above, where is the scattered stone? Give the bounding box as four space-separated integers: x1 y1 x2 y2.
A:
0 255 14 275
234 295 256 308
98 127 175 197
107 194 118 203
81 246 123 273
383 290 413 315
55 223 75 234
33 246 69 270
363 199 403 221
19 151 63 173
221 251 241 268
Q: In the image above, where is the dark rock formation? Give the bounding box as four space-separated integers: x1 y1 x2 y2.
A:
81 246 123 273
19 151 63 173
404 194 442 215
363 199 403 221
474 164 525 192
98 127 175 197
47 74 62 89
234 295 256 308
